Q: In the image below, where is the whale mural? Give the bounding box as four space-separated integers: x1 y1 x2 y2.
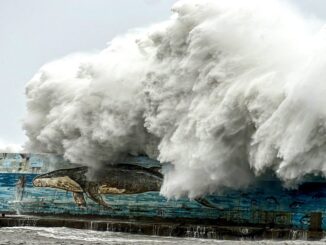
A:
32 164 216 209
33 165 163 208
0 153 325 232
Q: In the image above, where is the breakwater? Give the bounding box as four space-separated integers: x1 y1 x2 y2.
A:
0 153 326 241
0 215 323 240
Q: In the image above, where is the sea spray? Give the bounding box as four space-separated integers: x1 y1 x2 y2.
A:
23 0 326 199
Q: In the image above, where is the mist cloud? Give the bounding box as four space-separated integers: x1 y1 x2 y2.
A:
24 0 326 198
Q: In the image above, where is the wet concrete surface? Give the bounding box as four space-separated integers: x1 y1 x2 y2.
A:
0 226 326 245
0 215 324 242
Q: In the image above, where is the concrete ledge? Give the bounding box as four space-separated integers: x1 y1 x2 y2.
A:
0 215 324 240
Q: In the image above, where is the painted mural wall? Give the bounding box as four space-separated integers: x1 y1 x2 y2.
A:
0 153 325 231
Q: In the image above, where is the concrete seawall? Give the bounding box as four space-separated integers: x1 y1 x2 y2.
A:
0 215 323 240
0 154 325 241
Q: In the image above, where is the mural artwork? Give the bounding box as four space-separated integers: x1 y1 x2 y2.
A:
0 153 326 232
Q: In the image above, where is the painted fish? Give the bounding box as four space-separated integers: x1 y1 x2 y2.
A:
289 201 305 209
32 164 216 209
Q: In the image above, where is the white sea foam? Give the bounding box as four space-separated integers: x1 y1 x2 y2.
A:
1 227 325 244
23 0 326 198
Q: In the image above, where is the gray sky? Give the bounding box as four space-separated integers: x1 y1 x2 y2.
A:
0 0 325 145
0 0 176 144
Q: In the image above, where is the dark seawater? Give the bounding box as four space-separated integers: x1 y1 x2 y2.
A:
0 227 324 245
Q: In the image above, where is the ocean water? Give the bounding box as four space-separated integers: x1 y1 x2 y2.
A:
0 227 324 245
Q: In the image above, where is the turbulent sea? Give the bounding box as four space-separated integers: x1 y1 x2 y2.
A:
0 227 325 245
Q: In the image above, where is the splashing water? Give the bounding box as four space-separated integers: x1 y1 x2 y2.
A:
23 0 326 199
1 226 326 245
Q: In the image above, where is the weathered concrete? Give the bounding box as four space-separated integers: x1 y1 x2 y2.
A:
0 215 323 240
0 153 325 241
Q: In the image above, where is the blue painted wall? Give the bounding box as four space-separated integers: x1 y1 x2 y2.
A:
0 153 325 230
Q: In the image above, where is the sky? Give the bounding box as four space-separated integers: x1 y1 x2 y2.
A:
0 0 325 146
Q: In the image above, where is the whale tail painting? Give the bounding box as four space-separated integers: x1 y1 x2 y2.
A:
32 164 216 209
